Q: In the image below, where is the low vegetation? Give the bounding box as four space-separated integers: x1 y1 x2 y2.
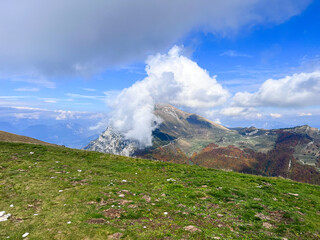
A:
1 141 320 239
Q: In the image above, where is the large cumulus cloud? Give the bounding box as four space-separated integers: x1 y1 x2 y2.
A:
0 0 311 76
233 71 320 108
108 46 229 146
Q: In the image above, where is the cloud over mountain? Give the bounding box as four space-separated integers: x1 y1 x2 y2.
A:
0 0 311 76
108 46 229 146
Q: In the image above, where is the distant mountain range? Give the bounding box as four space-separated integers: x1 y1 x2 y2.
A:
0 121 98 149
85 104 320 185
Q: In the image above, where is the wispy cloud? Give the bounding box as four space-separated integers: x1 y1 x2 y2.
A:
82 88 97 92
14 87 40 92
220 50 252 58
11 76 55 88
66 93 105 101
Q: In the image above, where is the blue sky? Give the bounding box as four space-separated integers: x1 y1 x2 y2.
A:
0 0 320 143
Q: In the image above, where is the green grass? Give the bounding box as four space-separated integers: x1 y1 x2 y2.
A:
0 141 320 239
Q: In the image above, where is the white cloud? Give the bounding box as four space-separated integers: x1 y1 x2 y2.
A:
220 50 252 58
82 88 96 92
55 110 75 120
298 112 312 116
0 0 310 76
13 113 40 120
108 46 229 146
11 76 55 88
14 87 40 92
270 113 282 118
219 107 262 119
66 93 105 101
233 71 320 107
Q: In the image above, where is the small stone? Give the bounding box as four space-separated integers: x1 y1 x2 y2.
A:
121 180 127 183
218 224 223 228
9 204 13 208
263 222 272 229
213 237 221 240
217 214 223 218
273 198 278 201
0 212 11 222
135 173 138 175
118 194 125 198
77 170 82 172
216 187 222 190
255 213 271 220
164 212 168 215
22 233 29 238
59 190 63 193
67 221 71 224
288 193 299 197
29 152 34 155
201 185 207 188
143 226 147 229
253 198 261 201
142 195 151 203
167 178 176 182
184 225 201 232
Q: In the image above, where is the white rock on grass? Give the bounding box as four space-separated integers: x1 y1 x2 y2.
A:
0 211 11 222
167 178 176 182
121 180 127 183
29 152 34 155
77 170 82 172
67 221 71 224
59 190 63 193
9 204 13 208
164 212 168 215
22 233 29 238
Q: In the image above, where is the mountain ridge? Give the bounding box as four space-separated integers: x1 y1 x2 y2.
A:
85 104 320 185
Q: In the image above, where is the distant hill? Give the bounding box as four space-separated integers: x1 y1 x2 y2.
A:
86 104 320 185
0 130 56 146
0 141 319 239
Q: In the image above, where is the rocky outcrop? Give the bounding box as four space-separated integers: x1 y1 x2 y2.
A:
84 127 138 156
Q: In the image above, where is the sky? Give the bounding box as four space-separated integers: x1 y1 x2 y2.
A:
1 0 320 146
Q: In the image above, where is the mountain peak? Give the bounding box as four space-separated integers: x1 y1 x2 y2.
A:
84 126 138 156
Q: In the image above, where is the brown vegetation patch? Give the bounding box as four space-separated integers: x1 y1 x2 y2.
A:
103 209 124 219
87 218 107 224
108 232 123 239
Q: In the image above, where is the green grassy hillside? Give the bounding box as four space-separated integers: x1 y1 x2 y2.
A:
0 141 319 239
0 130 56 146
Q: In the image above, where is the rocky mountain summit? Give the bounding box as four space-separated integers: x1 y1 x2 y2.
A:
84 127 138 156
